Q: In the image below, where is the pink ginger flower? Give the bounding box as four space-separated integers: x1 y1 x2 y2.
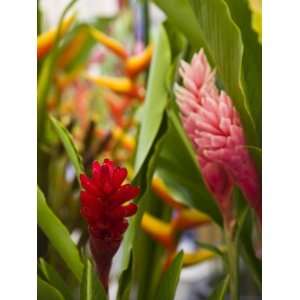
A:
175 49 261 222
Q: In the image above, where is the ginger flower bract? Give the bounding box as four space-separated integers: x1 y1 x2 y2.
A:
80 159 140 290
176 49 261 221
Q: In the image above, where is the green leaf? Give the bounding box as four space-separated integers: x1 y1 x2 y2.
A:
246 145 262 173
123 26 184 274
235 190 261 290
119 24 180 297
134 24 171 175
156 109 222 225
240 211 262 290
38 276 65 300
39 258 72 300
189 0 257 142
135 190 172 300
153 0 258 148
155 251 184 300
195 242 225 260
241 244 261 291
117 251 133 300
50 115 84 180
208 275 230 300
37 186 83 280
152 0 204 49
120 117 167 288
223 0 262 142
80 258 107 300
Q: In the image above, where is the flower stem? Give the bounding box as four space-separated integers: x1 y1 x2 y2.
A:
225 223 239 300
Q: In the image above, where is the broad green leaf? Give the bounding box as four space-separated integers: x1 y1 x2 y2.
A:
37 0 77 142
153 0 258 148
37 186 83 280
80 258 107 300
155 251 184 300
132 25 184 300
38 276 64 300
39 258 72 300
152 0 204 49
119 117 168 298
208 275 230 300
136 190 172 300
120 116 167 279
117 251 133 300
50 115 84 179
120 24 183 299
156 109 222 225
163 21 187 63
223 0 262 141
134 24 171 175
120 24 184 299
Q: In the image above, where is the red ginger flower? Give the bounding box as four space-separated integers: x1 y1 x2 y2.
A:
176 49 261 222
80 159 140 290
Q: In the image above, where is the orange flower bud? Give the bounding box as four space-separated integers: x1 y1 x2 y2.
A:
89 27 128 59
125 44 153 77
37 14 76 60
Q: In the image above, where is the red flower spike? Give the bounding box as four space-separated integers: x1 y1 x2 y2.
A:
80 159 140 291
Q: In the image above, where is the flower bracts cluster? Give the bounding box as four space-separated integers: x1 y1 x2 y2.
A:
80 159 140 290
176 49 261 221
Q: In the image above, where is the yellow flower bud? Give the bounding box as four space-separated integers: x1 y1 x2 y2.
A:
141 213 175 250
172 208 211 230
152 176 186 210
183 249 215 267
85 74 133 93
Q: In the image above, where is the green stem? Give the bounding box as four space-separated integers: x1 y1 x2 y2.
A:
225 225 239 300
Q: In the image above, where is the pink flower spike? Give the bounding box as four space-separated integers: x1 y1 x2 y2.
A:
176 49 261 222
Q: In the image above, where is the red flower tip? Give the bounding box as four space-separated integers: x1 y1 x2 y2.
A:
79 159 139 291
